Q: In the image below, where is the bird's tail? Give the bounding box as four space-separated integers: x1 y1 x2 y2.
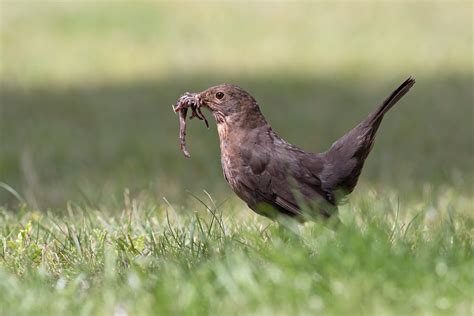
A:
365 77 416 127
321 77 415 197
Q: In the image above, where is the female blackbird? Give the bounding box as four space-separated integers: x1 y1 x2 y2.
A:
180 77 415 220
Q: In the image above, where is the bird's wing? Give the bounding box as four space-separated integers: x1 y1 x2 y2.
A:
232 146 299 216
298 153 336 205
240 146 332 217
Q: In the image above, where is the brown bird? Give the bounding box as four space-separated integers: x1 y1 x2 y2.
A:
176 77 415 220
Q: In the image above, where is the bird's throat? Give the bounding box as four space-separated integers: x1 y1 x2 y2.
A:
216 121 230 146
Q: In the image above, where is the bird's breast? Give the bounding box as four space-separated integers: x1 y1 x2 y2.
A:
217 128 246 192
216 122 229 141
219 141 239 185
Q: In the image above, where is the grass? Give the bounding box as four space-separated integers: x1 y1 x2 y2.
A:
0 1 473 315
0 189 472 315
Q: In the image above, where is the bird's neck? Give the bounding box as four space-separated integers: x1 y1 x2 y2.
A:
215 110 267 144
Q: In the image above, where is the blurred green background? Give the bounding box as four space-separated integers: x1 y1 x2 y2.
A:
1 1 472 210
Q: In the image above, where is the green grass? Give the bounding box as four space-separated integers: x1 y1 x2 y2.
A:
1 189 473 315
0 1 473 315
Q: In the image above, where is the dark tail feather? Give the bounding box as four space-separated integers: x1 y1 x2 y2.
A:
367 77 416 126
321 77 416 196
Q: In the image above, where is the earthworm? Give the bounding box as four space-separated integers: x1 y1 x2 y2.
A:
173 92 209 157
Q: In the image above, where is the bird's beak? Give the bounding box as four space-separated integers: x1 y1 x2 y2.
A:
196 93 211 110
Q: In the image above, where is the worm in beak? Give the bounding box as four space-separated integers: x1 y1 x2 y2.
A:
173 92 209 158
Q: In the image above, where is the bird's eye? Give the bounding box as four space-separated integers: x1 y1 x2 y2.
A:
216 92 224 100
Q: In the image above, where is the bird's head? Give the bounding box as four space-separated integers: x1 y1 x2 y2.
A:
196 84 266 128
